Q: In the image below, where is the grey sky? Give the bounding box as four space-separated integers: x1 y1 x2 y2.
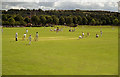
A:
1 0 119 12
2 0 120 2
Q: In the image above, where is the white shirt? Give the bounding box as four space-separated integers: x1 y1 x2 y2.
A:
26 30 28 33
96 35 99 37
82 33 84 36
16 33 18 38
79 36 82 39
36 33 38 37
24 34 26 37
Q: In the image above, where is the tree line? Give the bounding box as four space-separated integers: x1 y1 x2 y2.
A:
1 9 120 27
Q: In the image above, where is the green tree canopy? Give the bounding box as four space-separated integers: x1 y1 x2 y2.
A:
90 19 96 25
20 20 26 26
113 18 119 25
106 17 111 25
14 15 23 21
59 16 65 25
73 16 78 24
77 16 82 25
52 15 59 25
8 17 15 26
40 16 46 25
82 17 88 25
46 16 53 24
24 17 31 23
2 14 8 21
66 16 73 25
31 16 40 25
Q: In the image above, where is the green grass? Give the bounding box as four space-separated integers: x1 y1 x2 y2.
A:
2 26 118 75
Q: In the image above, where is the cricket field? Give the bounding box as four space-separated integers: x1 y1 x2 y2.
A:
2 26 118 75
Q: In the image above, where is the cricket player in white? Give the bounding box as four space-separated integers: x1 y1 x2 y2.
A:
26 29 28 34
23 33 26 40
15 33 18 41
78 35 82 39
96 34 99 38
35 32 39 41
82 32 84 37
29 35 32 45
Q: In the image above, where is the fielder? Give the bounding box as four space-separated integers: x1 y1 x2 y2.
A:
35 32 39 41
29 35 32 45
78 35 82 39
23 33 26 40
26 29 28 34
15 32 18 41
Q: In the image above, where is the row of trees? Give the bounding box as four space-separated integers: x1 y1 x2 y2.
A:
2 9 119 18
2 14 120 27
1 9 120 26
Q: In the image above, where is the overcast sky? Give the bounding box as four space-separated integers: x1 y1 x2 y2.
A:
2 0 120 12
